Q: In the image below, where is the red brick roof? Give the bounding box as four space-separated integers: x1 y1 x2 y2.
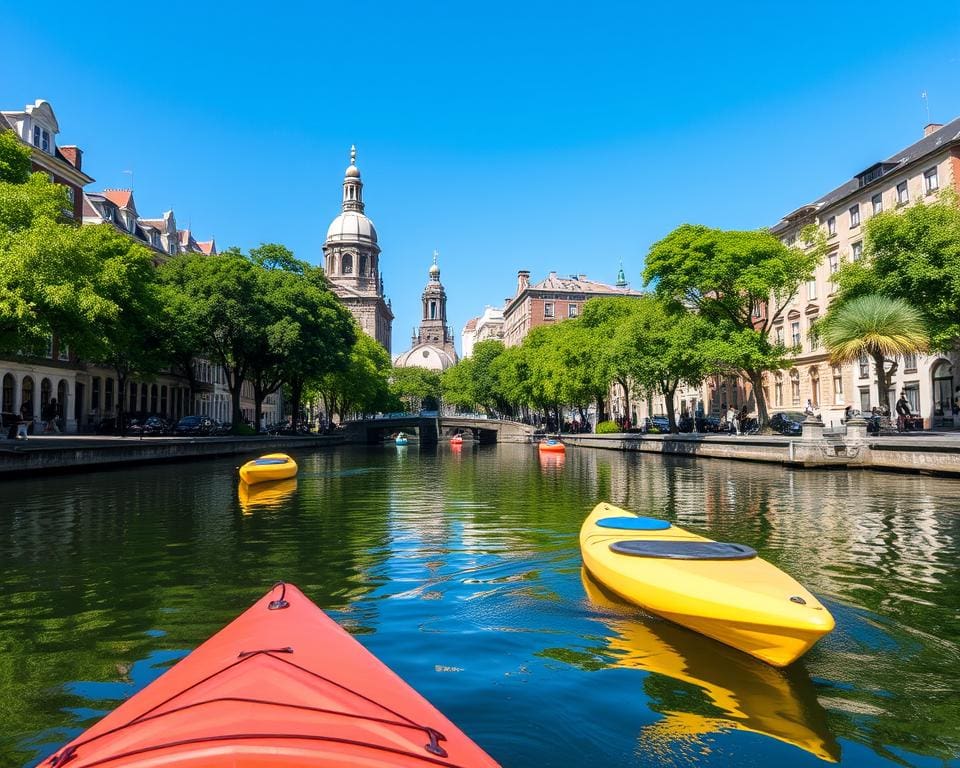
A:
100 189 134 210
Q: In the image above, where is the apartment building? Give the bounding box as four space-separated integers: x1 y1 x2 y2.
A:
767 119 960 427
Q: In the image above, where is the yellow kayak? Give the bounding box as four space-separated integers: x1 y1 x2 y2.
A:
238 453 298 485
579 502 834 667
581 569 839 762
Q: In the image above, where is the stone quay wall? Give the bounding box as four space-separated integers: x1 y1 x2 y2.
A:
0 435 344 478
561 418 960 476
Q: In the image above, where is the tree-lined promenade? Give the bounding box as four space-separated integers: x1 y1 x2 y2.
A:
438 200 958 432
3 127 958 435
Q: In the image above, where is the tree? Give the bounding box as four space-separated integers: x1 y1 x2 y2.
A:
157 250 263 430
612 297 714 432
0 174 118 355
578 297 644 422
834 193 960 351
316 333 395 421
75 225 166 433
0 129 32 184
389 366 441 412
245 246 355 430
644 225 818 425
441 357 478 412
817 294 929 415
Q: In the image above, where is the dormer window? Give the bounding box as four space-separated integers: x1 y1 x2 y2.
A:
168 241 176 255
104 206 115 222
32 125 51 153
33 125 41 147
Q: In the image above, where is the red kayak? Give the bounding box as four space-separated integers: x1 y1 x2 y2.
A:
46 583 500 768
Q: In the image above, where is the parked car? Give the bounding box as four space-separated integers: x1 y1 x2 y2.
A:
642 415 671 433
768 411 805 436
173 415 216 436
148 415 175 436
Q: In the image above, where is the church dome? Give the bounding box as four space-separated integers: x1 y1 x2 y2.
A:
394 344 457 371
345 164 361 178
326 211 378 244
429 262 440 277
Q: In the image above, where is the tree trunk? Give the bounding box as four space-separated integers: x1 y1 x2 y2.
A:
616 376 631 426
747 370 769 427
873 353 898 415
662 381 678 432
116 370 128 437
254 388 264 433
289 377 304 430
594 392 607 424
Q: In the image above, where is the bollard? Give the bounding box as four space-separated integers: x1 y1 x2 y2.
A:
801 414 824 442
844 417 868 443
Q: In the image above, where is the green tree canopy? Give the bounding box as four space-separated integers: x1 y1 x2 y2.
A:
612 297 714 431
0 129 32 184
644 225 817 424
389 366 442 411
315 333 395 421
833 193 960 351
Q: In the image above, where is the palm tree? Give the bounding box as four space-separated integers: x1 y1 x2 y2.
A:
818 294 928 415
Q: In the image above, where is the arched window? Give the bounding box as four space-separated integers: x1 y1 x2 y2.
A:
161 385 168 416
151 384 159 414
2 373 14 413
22 376 35 413
105 378 114 412
342 253 353 274
359 254 367 276
57 380 67 416
41 377 52 406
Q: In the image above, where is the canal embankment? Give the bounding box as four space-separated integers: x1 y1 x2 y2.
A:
0 433 345 477
561 417 960 476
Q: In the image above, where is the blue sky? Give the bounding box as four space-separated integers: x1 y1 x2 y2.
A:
3 1 960 355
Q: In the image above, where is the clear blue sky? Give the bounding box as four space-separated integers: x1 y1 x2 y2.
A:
3 2 960 355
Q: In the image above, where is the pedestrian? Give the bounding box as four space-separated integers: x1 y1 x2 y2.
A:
895 391 912 432
726 404 739 435
953 387 960 417
17 400 32 440
43 398 61 433
738 405 749 433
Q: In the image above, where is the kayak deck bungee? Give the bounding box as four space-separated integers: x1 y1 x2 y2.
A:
47 582 499 767
238 453 298 485
538 439 565 453
580 502 834 667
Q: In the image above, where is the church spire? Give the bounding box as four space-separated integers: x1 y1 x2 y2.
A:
342 144 364 213
429 249 440 281
616 260 628 289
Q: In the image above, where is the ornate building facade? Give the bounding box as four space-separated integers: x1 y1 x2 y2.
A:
394 253 458 371
323 147 393 352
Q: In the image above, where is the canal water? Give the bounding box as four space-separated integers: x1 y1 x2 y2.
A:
1 444 958 767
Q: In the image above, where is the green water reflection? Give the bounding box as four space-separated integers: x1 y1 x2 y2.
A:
1 445 958 767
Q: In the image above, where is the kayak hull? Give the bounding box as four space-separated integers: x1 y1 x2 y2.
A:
238 453 298 485
579 502 834 667
48 583 499 768
538 441 565 453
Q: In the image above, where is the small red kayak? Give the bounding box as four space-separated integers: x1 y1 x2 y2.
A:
47 583 500 768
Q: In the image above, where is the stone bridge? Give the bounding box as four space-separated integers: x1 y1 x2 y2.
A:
342 415 535 445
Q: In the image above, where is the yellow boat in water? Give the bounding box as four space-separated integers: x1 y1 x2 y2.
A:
238 453 298 485
238 477 298 513
581 569 840 762
579 502 834 667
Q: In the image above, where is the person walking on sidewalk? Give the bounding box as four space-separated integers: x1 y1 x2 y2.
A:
895 392 912 433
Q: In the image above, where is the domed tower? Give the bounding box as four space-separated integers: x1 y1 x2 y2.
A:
393 252 458 371
323 146 393 352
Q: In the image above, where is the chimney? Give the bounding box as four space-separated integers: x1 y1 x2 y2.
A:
59 145 82 170
924 123 944 137
517 269 530 294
